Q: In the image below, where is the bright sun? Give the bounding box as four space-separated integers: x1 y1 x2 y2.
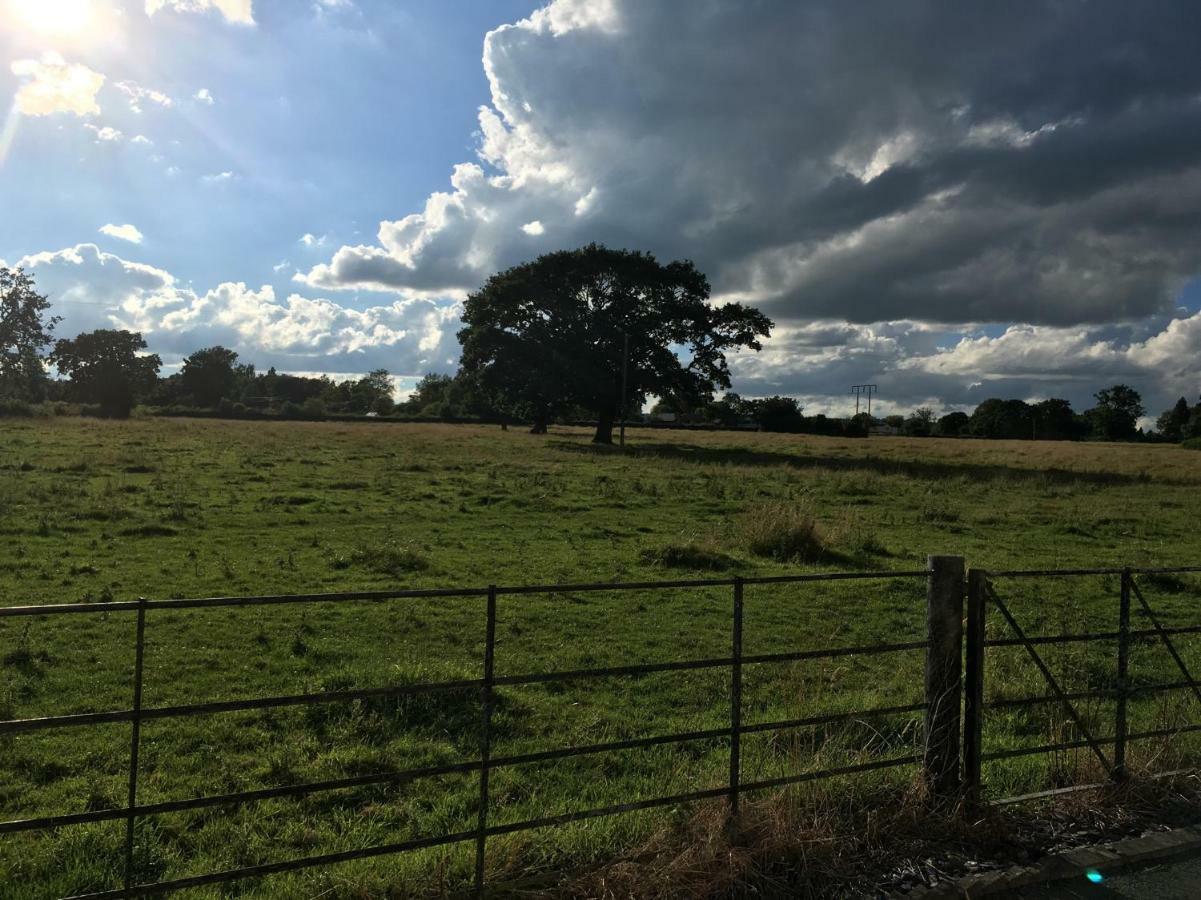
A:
8 0 97 38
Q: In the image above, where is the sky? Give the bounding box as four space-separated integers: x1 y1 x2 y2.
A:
3 0 1201 422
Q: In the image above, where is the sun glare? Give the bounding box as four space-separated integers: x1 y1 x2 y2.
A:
8 0 98 38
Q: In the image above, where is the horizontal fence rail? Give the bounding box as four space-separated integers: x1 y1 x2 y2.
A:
0 569 932 899
0 569 932 619
964 565 1201 804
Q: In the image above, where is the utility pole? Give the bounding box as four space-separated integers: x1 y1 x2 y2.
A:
619 330 629 447
851 384 878 418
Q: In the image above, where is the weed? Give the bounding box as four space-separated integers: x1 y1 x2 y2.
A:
331 540 430 577
738 501 826 562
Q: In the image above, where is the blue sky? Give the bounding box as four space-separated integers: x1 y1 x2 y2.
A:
2 0 539 292
3 1 1200 419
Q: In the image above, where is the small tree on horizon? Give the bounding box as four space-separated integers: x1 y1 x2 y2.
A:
935 411 969 437
180 346 245 407
1157 396 1191 442
903 407 936 436
1089 384 1145 441
50 329 161 417
752 395 805 432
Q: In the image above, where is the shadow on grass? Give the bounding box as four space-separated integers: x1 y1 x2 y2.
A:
551 440 1161 487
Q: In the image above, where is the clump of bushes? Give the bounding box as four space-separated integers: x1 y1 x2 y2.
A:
0 399 33 417
1183 437 1201 451
738 501 827 562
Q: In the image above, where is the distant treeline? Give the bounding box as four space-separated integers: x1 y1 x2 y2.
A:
655 388 1195 443
0 326 1192 445
1 263 1196 442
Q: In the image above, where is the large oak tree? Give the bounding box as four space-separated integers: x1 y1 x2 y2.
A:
458 245 772 443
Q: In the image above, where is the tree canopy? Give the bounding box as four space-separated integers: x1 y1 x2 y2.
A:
1090 384 1145 441
1 267 58 400
51 329 161 417
180 346 249 408
458 244 773 442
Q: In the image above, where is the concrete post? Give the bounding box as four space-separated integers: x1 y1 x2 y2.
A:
925 555 965 803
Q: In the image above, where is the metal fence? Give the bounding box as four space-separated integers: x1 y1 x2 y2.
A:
0 568 933 899
10 560 1198 898
963 565 1201 804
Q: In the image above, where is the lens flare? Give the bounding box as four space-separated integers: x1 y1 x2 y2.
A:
7 0 96 38
0 103 20 169
1085 869 1104 884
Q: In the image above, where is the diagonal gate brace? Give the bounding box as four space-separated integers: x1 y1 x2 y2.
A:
1130 579 1201 709
987 583 1113 774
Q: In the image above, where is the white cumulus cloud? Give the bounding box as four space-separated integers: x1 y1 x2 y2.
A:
84 124 123 142
11 52 105 117
19 244 461 375
99 224 145 244
145 0 254 25
114 81 174 113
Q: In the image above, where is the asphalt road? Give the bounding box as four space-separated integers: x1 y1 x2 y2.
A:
1004 852 1201 899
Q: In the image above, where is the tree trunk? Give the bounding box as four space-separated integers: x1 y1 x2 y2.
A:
529 413 549 434
593 409 615 444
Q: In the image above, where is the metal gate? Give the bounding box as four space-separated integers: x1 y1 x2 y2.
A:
963 566 1201 803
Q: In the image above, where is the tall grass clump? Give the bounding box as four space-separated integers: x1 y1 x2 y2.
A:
639 539 740 571
738 501 826 562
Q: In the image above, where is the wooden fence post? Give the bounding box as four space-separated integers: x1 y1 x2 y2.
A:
963 569 987 805
925 555 964 803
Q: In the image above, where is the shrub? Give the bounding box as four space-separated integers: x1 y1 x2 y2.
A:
1183 437 1201 451
738 501 826 562
302 397 326 419
0 399 34 417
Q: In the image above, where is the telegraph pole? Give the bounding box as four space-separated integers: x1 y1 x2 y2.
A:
851 384 877 417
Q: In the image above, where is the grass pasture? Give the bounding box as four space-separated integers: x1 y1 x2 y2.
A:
2 417 1201 897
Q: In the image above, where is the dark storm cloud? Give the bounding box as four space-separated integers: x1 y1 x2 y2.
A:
305 0 1201 329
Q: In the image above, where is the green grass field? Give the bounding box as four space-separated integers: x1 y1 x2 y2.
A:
2 417 1201 897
